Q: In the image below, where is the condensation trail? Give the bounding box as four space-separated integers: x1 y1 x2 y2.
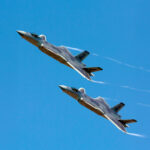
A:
61 46 148 137
64 45 150 72
61 45 84 52
62 45 99 56
91 81 150 94
104 57 123 64
102 97 119 102
91 80 107 84
63 45 150 94
103 97 150 109
126 132 145 138
137 102 150 108
120 85 150 93
104 57 150 72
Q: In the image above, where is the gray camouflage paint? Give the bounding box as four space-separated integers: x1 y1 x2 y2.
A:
17 30 101 80
59 85 137 133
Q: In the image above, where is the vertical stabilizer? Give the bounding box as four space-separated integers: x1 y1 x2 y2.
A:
111 103 125 113
75 51 90 62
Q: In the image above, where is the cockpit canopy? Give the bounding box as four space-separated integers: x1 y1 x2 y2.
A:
39 34 47 41
31 33 39 38
79 88 86 94
72 87 78 92
31 33 47 41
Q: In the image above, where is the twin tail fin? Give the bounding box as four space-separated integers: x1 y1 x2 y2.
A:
75 51 90 62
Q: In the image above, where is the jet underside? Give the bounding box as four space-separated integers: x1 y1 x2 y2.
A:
17 30 103 80
79 99 105 117
39 43 69 66
74 92 127 133
39 42 91 80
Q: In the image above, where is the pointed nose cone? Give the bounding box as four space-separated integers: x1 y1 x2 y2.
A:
16 30 26 36
59 85 68 91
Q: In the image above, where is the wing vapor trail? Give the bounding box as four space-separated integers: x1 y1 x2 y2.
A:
91 80 107 84
63 46 150 94
102 97 119 102
137 102 150 108
61 45 84 52
64 45 150 72
120 85 150 93
104 56 123 64
104 56 150 72
63 45 98 56
104 97 150 109
126 132 145 138
61 46 148 136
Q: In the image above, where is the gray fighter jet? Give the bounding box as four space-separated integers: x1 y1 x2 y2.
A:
59 85 137 133
17 30 103 80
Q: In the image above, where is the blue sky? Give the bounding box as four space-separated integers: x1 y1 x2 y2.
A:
1 0 150 149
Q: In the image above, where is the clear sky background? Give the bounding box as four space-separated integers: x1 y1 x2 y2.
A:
1 0 150 149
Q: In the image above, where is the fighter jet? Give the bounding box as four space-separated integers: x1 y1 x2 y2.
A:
59 85 137 133
17 30 103 80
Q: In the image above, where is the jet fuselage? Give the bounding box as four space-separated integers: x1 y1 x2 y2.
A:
59 85 128 133
17 30 92 80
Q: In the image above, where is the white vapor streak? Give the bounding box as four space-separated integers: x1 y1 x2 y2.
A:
103 97 119 102
103 97 150 109
61 46 84 52
62 46 150 94
63 46 150 72
104 56 150 72
137 102 150 108
91 80 107 84
126 132 145 138
65 46 150 72
121 85 150 93
63 45 99 56
104 57 123 64
92 53 99 56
